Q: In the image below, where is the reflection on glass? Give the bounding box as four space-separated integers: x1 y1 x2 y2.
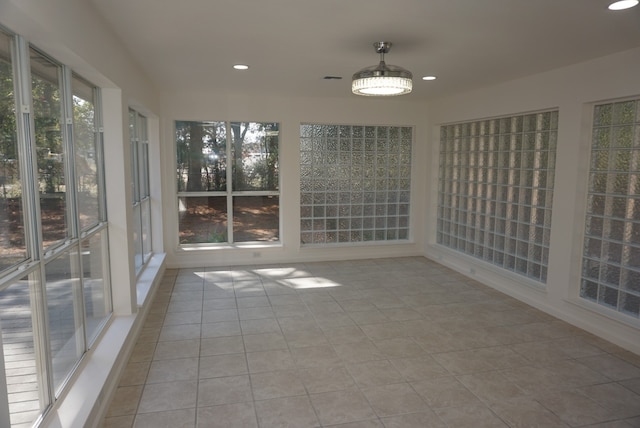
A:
231 122 279 191
176 121 226 192
132 203 142 272
0 272 44 427
32 48 67 249
73 75 100 230
81 231 110 345
0 31 27 270
233 196 279 242
178 196 227 244
45 250 83 394
141 199 151 261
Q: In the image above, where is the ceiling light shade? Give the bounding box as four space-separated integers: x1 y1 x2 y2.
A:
352 42 412 96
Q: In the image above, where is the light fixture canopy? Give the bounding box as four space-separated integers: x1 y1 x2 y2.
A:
352 42 413 96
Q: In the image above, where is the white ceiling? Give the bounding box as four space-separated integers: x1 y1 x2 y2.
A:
90 0 640 101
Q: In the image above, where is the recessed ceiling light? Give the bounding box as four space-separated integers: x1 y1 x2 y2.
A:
233 64 249 70
608 0 638 10
422 76 437 81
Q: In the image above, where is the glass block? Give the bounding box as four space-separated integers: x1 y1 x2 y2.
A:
338 219 349 230
363 217 374 229
594 104 613 126
326 205 338 217
313 206 325 217
630 222 640 245
622 268 640 292
313 219 325 230
580 279 599 301
339 205 350 217
301 219 313 231
620 292 640 317
325 231 338 243
612 127 634 149
363 230 374 241
300 193 313 205
613 101 636 125
599 285 619 308
326 218 337 230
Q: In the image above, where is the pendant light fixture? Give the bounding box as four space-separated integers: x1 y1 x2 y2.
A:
352 42 413 96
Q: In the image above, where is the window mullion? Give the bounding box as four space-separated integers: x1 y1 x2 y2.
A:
226 122 234 243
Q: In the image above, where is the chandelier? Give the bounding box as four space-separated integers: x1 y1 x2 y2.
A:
352 42 412 96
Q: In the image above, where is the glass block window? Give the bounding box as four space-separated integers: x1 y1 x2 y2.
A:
581 99 640 318
300 124 412 245
437 111 558 282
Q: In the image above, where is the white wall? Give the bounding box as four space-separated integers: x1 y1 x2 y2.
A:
424 47 640 354
160 92 430 268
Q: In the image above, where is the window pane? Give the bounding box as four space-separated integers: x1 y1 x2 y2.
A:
133 203 142 273
581 99 640 318
141 199 151 262
176 121 226 192
178 196 227 244
32 48 67 249
231 122 279 191
0 31 27 271
45 250 83 394
233 196 279 242
81 230 110 345
0 272 46 427
437 110 558 283
72 74 100 230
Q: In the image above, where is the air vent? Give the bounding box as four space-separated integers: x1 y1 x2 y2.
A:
323 76 343 80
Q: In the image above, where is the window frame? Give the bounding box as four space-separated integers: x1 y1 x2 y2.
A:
176 120 281 246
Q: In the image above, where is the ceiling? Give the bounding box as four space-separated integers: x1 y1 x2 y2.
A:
90 0 640 101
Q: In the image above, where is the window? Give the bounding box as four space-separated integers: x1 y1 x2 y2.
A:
0 32 111 427
130 109 152 272
300 124 412 245
437 111 558 282
581 99 640 318
176 121 279 244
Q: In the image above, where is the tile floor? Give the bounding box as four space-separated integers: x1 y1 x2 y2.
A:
101 257 640 428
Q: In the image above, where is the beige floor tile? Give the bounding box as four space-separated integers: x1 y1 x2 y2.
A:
489 397 569 428
246 349 295 373
310 387 376 425
107 385 144 417
137 381 197 414
201 320 241 338
411 376 479 408
457 371 527 404
147 357 199 383
361 382 427 417
238 306 275 320
434 404 509 428
202 298 236 311
577 354 640 381
333 340 386 363
163 311 202 326
197 375 252 407
240 318 281 335
242 332 287 352
347 360 404 387
119 361 150 387
373 337 426 359
291 345 341 368
578 382 640 419
389 356 448 382
202 309 238 323
321 420 383 428
298 365 356 394
254 395 320 428
381 410 447 428
158 324 201 342
200 335 245 356
130 342 156 363
102 415 135 428
536 390 617 426
250 369 306 400
196 402 258 428
324 326 369 345
283 329 329 348
199 353 248 378
153 339 200 360
133 408 195 428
